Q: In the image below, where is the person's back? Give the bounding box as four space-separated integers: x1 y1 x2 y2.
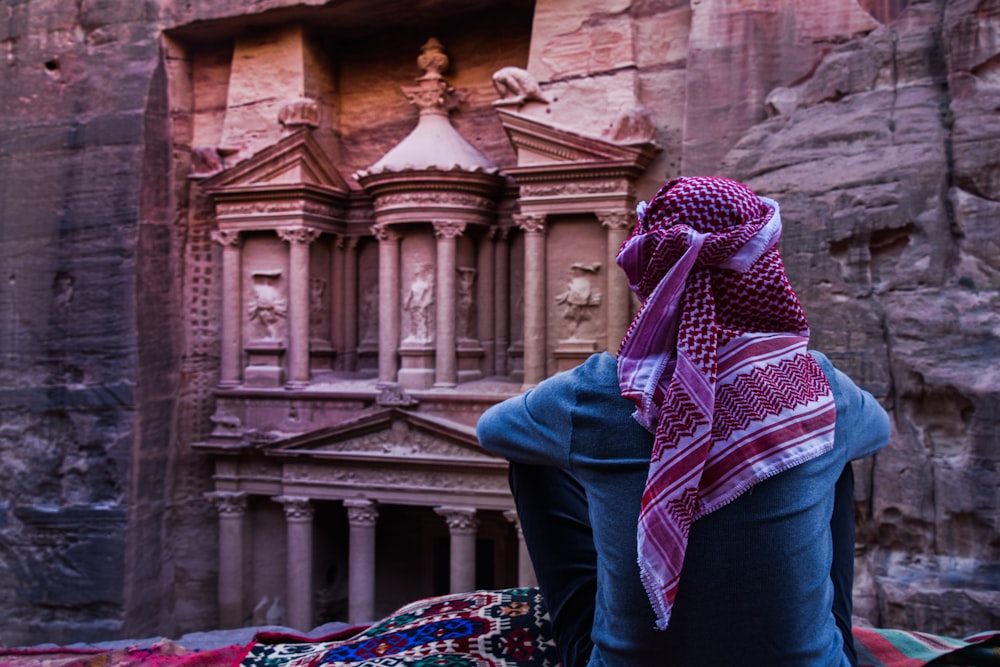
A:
476 176 892 666
478 350 889 666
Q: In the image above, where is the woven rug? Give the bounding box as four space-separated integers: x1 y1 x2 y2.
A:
236 588 559 667
855 626 1000 667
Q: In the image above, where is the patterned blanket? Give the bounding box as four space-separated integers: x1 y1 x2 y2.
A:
2 588 997 667
238 588 559 667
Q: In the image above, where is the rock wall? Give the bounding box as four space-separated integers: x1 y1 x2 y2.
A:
722 0 1000 635
0 0 997 646
0 0 162 646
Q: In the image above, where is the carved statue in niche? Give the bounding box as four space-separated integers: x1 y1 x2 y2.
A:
456 267 476 341
360 286 379 345
309 277 328 336
492 66 549 107
555 263 601 340
247 272 286 341
403 263 435 343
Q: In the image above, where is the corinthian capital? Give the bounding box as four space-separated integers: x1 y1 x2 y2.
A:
433 220 466 239
371 222 400 242
344 498 380 526
597 210 632 231
513 214 546 234
277 227 322 245
206 491 248 516
274 495 314 520
210 229 242 247
435 506 479 533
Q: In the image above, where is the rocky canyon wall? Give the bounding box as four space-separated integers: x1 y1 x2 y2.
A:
720 0 1000 634
0 0 164 645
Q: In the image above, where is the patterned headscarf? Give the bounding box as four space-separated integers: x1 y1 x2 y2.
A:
616 176 837 629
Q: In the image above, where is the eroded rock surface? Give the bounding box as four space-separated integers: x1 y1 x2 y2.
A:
723 0 1000 635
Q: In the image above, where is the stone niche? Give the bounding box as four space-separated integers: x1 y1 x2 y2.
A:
547 218 607 372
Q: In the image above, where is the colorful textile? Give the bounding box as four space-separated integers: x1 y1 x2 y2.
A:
0 640 243 667
2 589 997 667
236 588 998 667
235 589 999 667
854 626 1000 666
236 588 559 667
616 175 837 628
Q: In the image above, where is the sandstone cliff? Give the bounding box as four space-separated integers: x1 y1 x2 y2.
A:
723 0 1000 634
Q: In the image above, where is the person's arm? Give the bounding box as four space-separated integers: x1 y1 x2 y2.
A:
811 351 892 461
476 373 573 465
476 362 582 468
812 351 891 667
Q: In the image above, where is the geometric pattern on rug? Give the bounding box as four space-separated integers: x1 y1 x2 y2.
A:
237 588 560 667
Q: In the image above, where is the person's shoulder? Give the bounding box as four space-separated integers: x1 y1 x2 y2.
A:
809 349 891 458
576 351 620 388
808 349 833 372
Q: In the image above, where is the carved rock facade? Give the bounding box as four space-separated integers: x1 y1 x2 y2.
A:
0 0 997 646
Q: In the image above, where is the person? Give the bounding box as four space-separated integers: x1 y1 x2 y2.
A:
476 176 891 666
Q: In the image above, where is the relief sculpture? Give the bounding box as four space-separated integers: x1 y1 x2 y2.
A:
309 277 328 336
403 263 435 343
247 272 286 341
456 267 476 341
491 66 548 107
555 262 601 340
360 286 379 345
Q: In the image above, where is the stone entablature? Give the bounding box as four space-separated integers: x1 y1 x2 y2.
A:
198 407 513 509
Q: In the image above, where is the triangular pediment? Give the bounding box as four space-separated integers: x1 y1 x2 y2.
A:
261 408 503 466
495 108 657 169
204 129 350 195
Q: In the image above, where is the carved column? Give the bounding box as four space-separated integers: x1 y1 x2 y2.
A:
374 224 401 382
341 236 360 371
278 227 322 388
504 510 537 588
515 214 547 387
433 221 464 387
345 499 379 624
598 211 633 353
477 228 496 376
275 495 315 631
206 491 248 628
211 230 243 387
493 226 510 377
435 506 479 594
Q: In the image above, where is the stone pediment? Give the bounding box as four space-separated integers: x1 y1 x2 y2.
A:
495 108 658 171
496 108 658 216
204 129 351 232
204 128 349 195
261 408 503 467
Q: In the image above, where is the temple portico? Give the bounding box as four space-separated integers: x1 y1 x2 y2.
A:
201 406 534 628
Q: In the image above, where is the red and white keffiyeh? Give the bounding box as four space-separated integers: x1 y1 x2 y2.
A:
616 176 837 629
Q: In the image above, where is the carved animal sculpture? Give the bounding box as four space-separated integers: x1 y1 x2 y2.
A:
492 66 548 106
